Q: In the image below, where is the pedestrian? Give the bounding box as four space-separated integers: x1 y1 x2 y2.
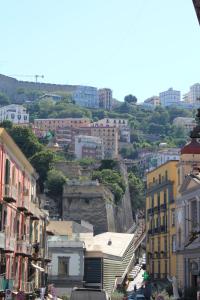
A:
134 284 137 292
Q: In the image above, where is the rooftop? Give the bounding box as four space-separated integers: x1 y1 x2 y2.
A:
80 232 134 258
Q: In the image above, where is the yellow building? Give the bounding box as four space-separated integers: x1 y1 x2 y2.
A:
146 160 178 279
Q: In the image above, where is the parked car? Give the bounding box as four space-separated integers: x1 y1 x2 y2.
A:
70 288 109 300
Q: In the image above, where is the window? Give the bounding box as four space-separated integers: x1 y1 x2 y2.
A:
158 261 160 277
165 260 168 276
165 170 168 181
172 235 176 252
178 168 180 185
178 228 181 248
191 200 197 228
58 257 69 276
171 209 175 226
159 174 161 184
5 159 10 184
164 190 167 204
158 237 160 252
157 193 160 207
164 237 167 252
0 204 2 231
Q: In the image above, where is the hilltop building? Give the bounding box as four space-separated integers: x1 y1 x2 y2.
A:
73 86 99 108
146 160 178 280
98 88 113 110
34 118 90 132
92 118 130 143
75 135 104 160
144 96 160 107
173 117 195 133
159 88 181 107
0 104 29 124
183 83 200 104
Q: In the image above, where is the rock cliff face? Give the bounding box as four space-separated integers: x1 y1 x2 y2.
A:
62 162 134 234
115 162 134 232
62 181 116 235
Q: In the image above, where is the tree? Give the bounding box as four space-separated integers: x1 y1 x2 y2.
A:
92 169 126 203
7 126 43 158
128 172 145 216
30 150 55 191
124 94 137 104
0 92 10 106
45 169 66 196
0 120 13 130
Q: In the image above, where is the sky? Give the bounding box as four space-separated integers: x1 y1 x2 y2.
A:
0 0 200 102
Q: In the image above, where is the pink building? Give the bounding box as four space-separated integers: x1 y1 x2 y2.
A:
0 128 50 295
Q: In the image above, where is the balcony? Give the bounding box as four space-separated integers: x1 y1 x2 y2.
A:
147 208 154 215
0 277 14 292
17 196 29 213
0 231 5 250
29 202 40 221
154 227 160 234
160 225 167 233
148 229 153 235
160 203 167 211
3 185 17 203
4 227 15 253
15 240 32 257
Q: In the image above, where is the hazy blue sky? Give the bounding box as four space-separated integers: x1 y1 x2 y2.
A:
0 0 199 102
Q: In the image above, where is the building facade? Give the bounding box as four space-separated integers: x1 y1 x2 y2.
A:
184 83 200 104
146 160 178 280
98 88 113 110
0 128 50 296
159 88 181 107
92 118 129 143
0 104 29 124
34 118 90 132
176 172 200 290
73 86 99 108
90 126 119 159
144 96 160 106
75 135 104 160
173 117 195 133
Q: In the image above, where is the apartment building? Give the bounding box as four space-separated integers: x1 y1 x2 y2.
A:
75 135 104 160
73 86 99 108
173 117 195 133
92 118 130 143
90 126 119 159
0 128 51 296
159 88 181 107
183 83 200 104
98 88 113 110
0 104 29 124
34 118 90 131
146 160 178 280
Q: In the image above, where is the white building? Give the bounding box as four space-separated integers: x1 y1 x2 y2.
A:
92 118 130 143
173 117 196 132
0 104 29 124
159 88 181 107
184 83 200 104
75 135 104 160
98 88 113 110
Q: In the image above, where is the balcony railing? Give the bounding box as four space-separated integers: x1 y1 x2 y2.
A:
160 203 167 211
20 281 34 293
17 196 29 212
160 225 167 233
4 227 15 252
0 231 5 250
147 208 154 215
3 185 17 203
0 277 14 291
15 240 32 256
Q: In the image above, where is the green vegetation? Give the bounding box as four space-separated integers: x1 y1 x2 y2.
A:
0 92 10 106
124 94 137 104
92 169 126 203
128 172 145 214
45 169 67 196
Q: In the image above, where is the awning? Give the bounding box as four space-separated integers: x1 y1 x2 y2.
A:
31 263 45 272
